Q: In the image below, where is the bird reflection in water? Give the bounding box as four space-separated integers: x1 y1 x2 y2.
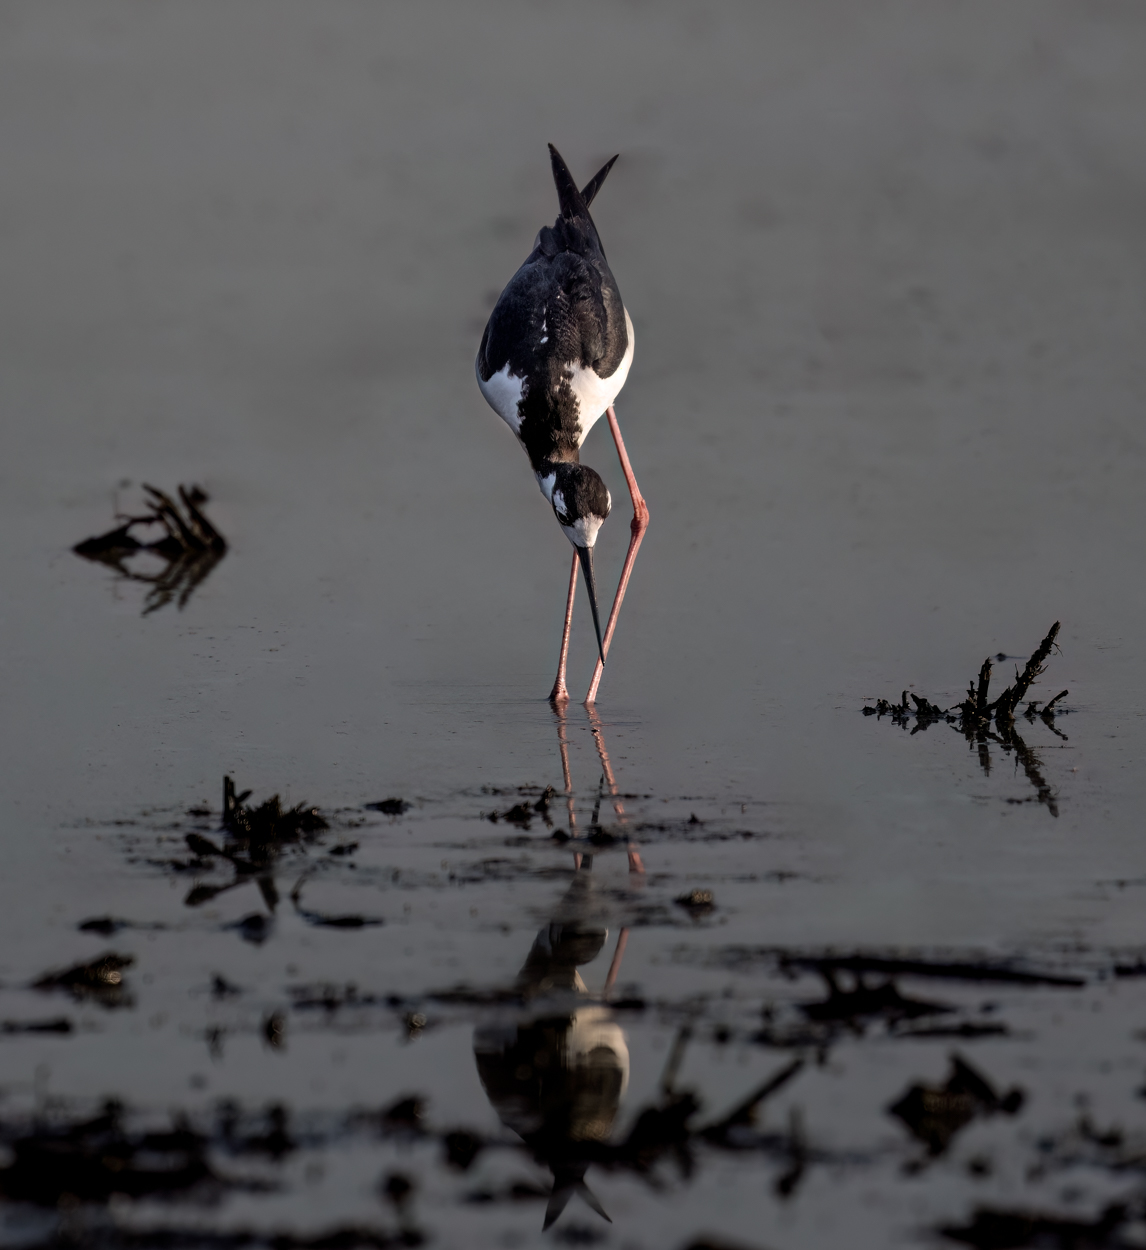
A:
473 708 643 1229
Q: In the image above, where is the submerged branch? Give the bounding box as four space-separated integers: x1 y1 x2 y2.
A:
863 623 1069 814
73 483 227 614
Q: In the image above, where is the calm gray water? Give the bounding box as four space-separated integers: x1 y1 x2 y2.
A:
1 3 1144 1247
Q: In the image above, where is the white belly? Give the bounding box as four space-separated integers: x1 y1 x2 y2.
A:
567 308 635 446
476 307 635 445
476 360 526 435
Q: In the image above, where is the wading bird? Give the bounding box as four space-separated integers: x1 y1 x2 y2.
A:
476 145 649 705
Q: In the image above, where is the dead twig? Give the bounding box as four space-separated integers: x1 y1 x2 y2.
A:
73 483 227 614
985 622 1060 723
863 624 1069 812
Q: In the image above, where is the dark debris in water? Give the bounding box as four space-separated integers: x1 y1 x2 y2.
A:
0 1099 433 1246
675 888 716 918
177 777 333 925
889 1054 1023 1156
668 948 1087 1049
73 483 227 615
799 968 951 1025
893 1020 1009 1040
32 952 134 1008
78 916 130 935
0 1017 72 1036
485 787 556 828
44 1226 426 1249
679 1239 772 1250
263 1011 287 1050
291 873 383 929
863 623 1069 815
780 952 1084 988
0 1099 214 1206
223 775 328 844
0 1059 805 1243
212 973 242 999
77 915 164 936
381 1097 425 1131
230 913 274 945
939 1203 1132 1249
366 798 412 816
61 761 1146 1244
42 1010 824 1235
443 1129 483 1170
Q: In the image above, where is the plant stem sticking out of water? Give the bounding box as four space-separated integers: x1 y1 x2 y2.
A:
73 483 227 614
863 623 1069 815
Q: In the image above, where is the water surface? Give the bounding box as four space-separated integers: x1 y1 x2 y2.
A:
1 3 1145 1246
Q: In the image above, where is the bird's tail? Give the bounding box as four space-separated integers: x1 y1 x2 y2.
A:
548 143 589 220
542 1175 611 1231
549 143 618 220
580 155 618 208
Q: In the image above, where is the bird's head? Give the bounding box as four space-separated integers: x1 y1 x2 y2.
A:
537 463 612 662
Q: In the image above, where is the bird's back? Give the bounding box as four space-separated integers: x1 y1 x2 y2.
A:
477 148 634 472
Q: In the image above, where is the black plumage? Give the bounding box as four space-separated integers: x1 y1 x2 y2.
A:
475 145 646 692
476 144 630 476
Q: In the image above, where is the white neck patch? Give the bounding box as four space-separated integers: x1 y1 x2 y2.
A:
536 471 557 503
560 514 605 549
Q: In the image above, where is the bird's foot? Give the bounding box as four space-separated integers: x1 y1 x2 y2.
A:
548 683 570 706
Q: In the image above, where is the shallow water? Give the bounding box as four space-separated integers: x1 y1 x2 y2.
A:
2 3 1146 1247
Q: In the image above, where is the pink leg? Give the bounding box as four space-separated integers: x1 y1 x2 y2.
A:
552 705 579 849
603 927 629 995
554 709 576 826
585 406 650 705
587 707 624 816
548 550 579 705
587 707 645 876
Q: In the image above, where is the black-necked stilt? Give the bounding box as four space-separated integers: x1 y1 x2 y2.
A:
474 710 644 1231
477 144 649 705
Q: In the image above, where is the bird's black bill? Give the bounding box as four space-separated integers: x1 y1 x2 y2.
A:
576 545 606 665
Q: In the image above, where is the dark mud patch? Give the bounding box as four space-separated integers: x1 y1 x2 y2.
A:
78 916 165 935
0 1099 429 1248
365 798 412 816
780 952 1085 988
32 953 134 1009
0 1017 73 1036
889 1054 1024 1156
0 1100 218 1206
939 1203 1133 1248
